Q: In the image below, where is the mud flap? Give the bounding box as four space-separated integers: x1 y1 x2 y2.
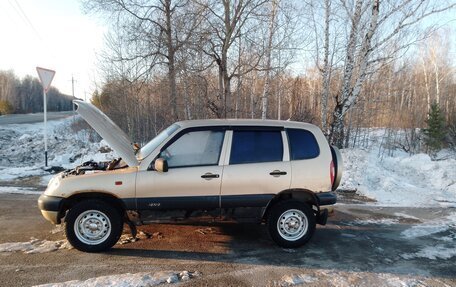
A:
125 211 139 238
316 208 328 225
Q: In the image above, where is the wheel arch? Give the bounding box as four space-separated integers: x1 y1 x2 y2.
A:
61 191 127 222
262 189 319 220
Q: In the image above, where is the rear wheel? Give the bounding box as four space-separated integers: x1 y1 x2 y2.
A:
65 200 123 252
267 200 316 248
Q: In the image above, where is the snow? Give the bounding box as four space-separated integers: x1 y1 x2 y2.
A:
352 218 399 225
278 270 429 287
401 245 456 260
0 166 49 181
0 238 72 254
399 212 456 260
340 129 456 207
0 116 116 184
33 271 199 287
393 213 420 220
0 186 41 195
401 212 456 239
280 274 316 285
401 224 450 239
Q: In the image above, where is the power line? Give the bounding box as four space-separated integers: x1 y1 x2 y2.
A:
8 0 42 41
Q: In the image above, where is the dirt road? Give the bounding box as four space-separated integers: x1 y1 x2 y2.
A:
0 193 455 286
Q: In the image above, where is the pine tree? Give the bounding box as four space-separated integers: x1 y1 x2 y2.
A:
423 103 446 155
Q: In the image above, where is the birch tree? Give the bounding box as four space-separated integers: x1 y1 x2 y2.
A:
328 0 456 147
260 0 278 119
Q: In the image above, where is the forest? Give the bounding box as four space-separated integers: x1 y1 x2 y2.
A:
0 70 73 115
86 0 455 150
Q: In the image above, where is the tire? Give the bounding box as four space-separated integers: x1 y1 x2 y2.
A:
65 200 123 252
267 200 316 248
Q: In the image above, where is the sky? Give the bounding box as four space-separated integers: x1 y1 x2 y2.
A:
0 0 105 98
0 0 455 100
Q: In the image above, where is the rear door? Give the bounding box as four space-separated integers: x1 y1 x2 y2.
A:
220 128 291 208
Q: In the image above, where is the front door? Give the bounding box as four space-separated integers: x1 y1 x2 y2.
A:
136 128 226 210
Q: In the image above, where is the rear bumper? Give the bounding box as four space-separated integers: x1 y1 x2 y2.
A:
38 194 64 224
316 192 337 206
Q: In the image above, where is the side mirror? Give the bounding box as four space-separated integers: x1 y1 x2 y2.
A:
154 158 168 173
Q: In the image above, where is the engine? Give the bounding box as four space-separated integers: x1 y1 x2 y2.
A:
63 158 126 177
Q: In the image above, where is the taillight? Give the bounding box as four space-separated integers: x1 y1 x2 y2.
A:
330 160 335 187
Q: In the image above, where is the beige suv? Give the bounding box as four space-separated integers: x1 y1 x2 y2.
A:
38 100 342 252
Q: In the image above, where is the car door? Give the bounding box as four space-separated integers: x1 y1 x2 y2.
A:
220 128 291 208
135 128 227 210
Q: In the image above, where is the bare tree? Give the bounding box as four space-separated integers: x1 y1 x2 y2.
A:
84 0 204 120
197 0 268 118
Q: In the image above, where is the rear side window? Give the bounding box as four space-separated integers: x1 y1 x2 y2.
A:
230 130 283 164
287 129 320 160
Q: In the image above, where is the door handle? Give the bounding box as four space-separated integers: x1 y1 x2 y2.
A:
201 173 220 180
269 170 287 177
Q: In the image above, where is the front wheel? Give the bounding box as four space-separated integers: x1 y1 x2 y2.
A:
65 200 123 252
267 200 316 248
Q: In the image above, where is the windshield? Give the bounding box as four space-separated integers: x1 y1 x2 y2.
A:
137 124 180 160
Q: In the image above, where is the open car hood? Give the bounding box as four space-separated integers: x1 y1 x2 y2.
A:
74 100 139 167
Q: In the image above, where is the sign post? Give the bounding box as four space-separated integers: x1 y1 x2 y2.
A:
36 67 56 167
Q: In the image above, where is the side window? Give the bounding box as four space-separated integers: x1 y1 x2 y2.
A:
287 129 320 160
230 130 283 165
160 130 224 168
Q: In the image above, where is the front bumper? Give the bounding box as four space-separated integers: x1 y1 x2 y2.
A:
38 194 65 224
316 192 337 206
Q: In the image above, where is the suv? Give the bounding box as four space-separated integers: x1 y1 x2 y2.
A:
38 100 342 252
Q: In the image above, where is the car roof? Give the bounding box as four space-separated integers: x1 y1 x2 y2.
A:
175 119 320 131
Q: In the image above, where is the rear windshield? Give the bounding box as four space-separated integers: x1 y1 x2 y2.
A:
137 124 180 160
287 129 320 160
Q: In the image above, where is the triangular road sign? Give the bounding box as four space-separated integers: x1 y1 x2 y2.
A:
36 67 56 92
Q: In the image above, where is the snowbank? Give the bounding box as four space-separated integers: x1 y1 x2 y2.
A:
34 271 199 287
340 146 456 207
0 116 116 184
